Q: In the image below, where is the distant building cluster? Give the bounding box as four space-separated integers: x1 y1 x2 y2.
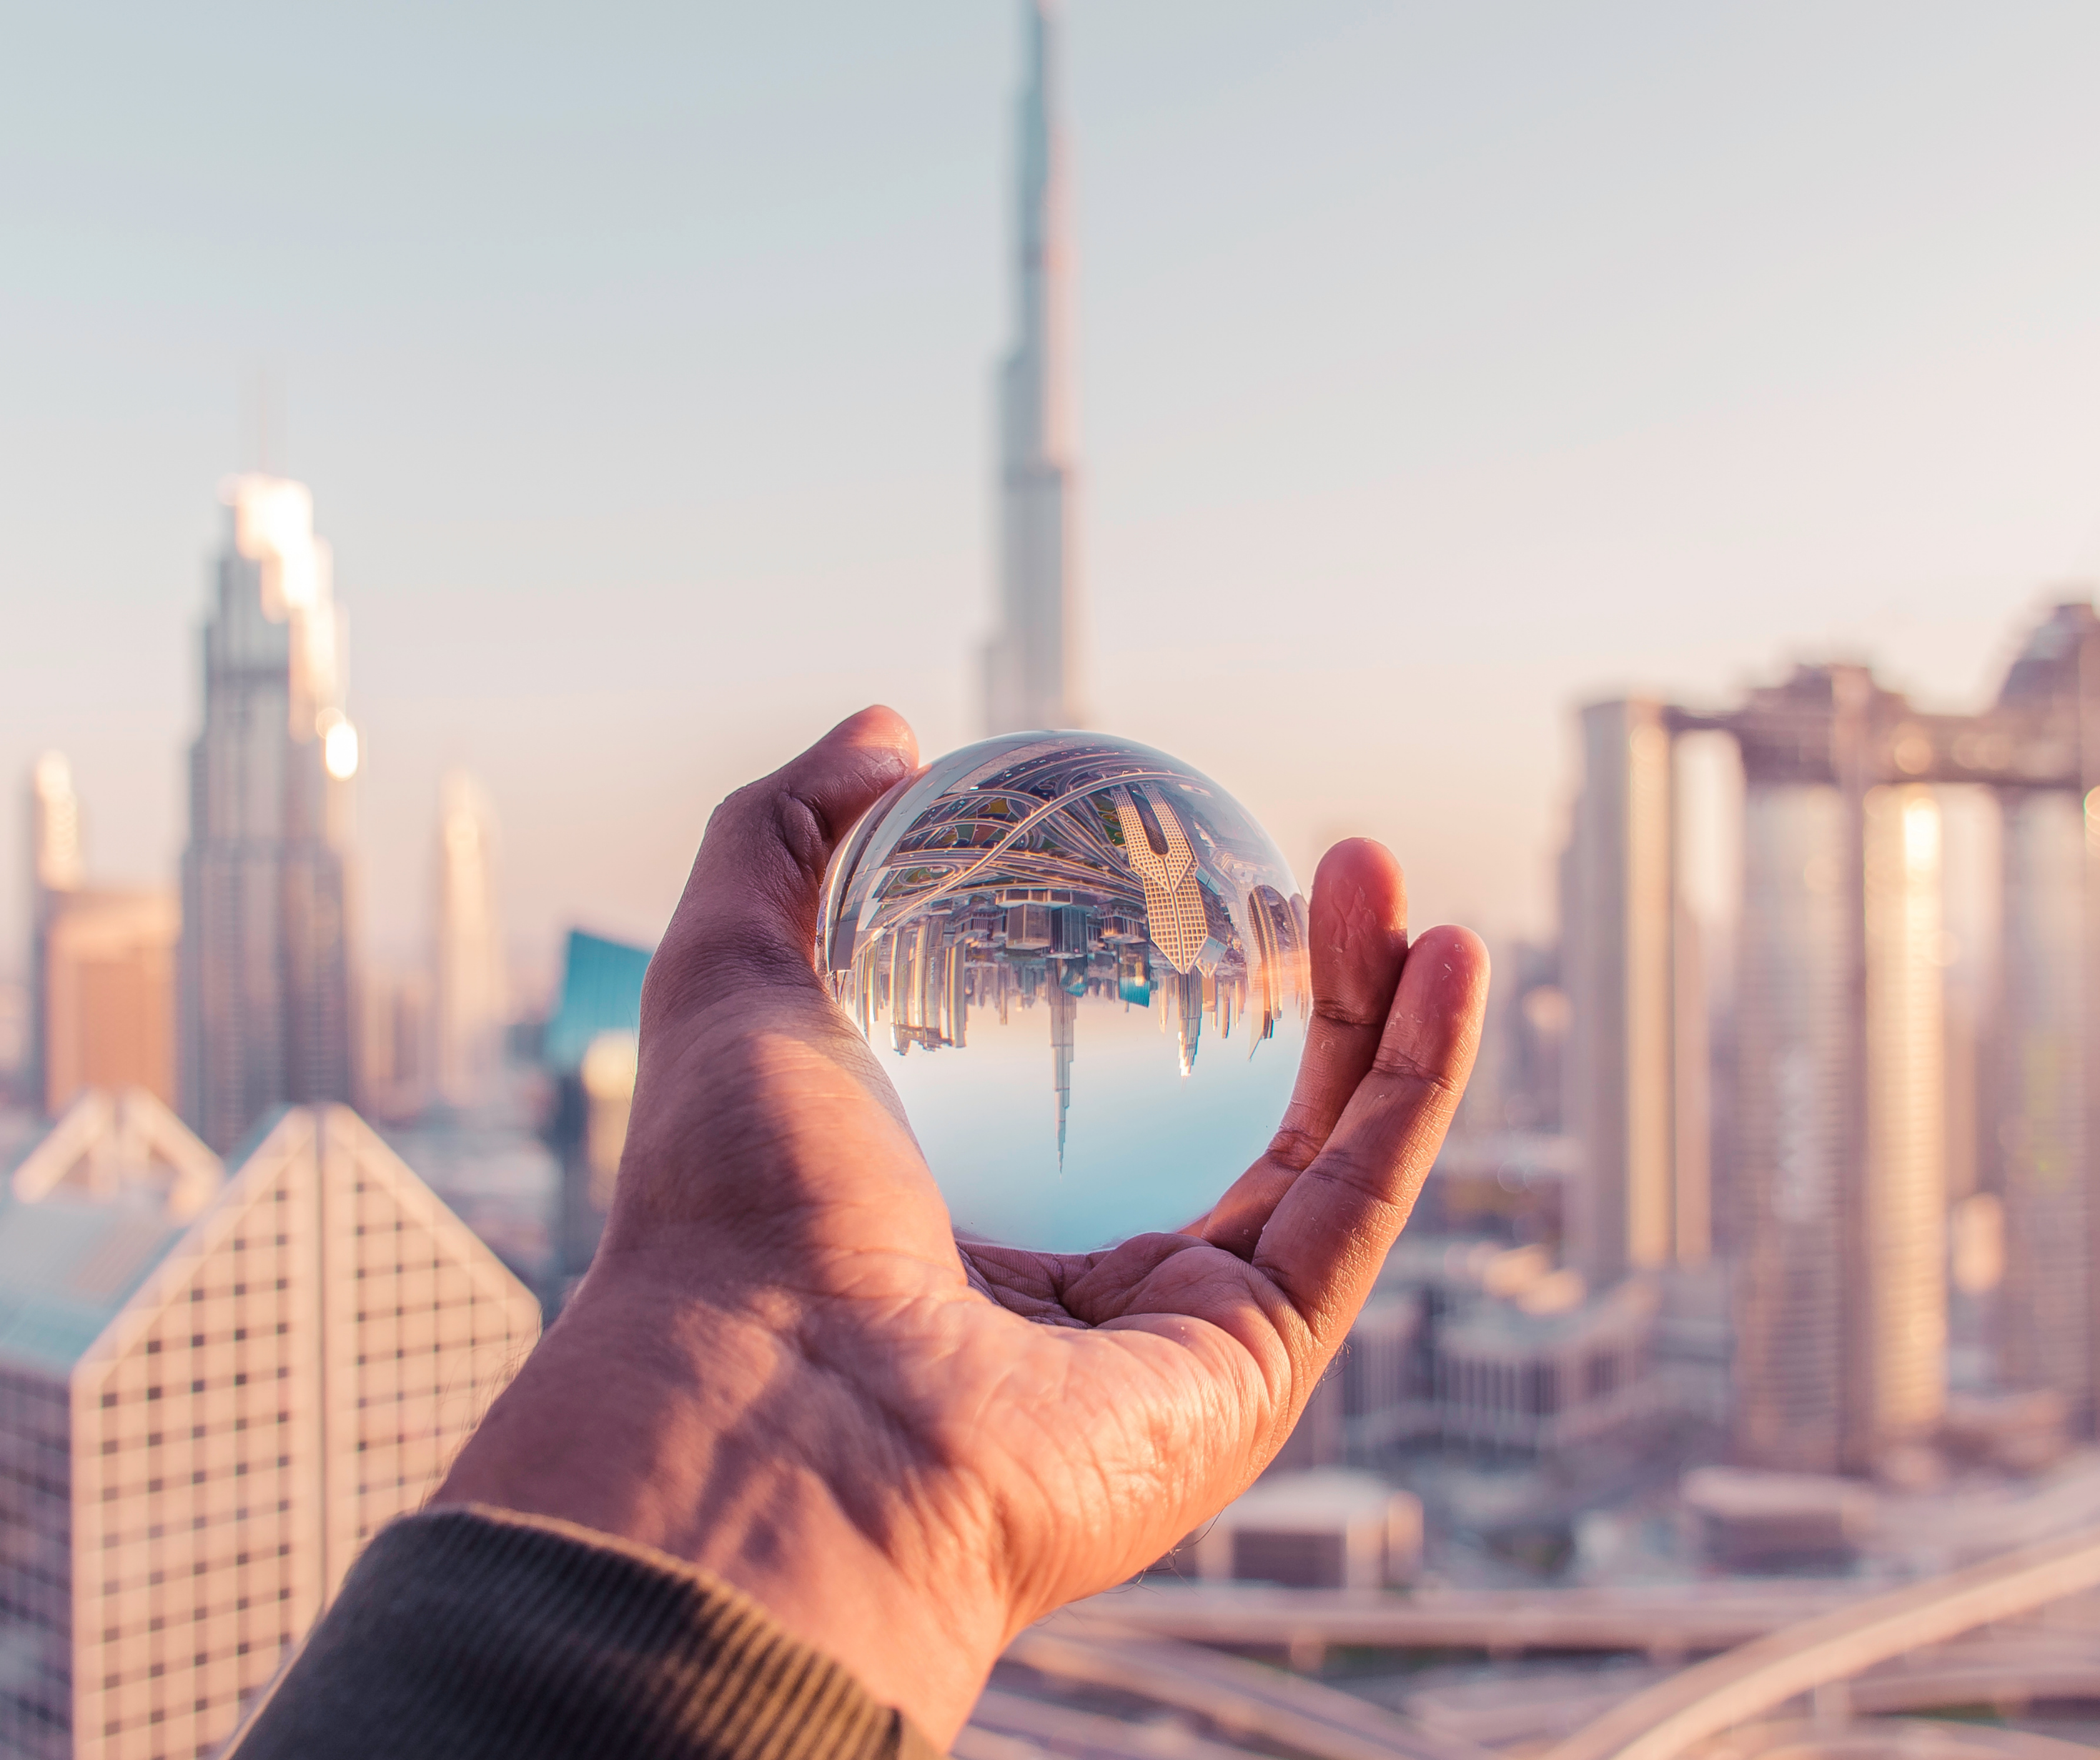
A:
3 472 590 1751
1377 599 2100 1538
1567 604 2100 1479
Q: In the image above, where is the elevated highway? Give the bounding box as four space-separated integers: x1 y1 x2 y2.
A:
1540 1523 2100 1760
999 1621 1495 1760
1058 1578 1868 1657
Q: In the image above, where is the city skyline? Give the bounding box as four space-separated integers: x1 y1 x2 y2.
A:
16 9 2100 1749
8 7 2100 966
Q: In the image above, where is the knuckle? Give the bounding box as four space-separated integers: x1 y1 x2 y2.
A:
771 786 835 883
1303 1139 1387 1199
643 918 819 1028
1310 998 1385 1031
1370 1040 1460 1098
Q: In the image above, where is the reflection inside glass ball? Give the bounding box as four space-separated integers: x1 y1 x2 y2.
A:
818 731 1309 1249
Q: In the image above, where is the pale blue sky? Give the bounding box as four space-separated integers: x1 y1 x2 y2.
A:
6 2 2100 991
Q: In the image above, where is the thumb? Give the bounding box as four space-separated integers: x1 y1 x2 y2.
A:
644 707 918 1035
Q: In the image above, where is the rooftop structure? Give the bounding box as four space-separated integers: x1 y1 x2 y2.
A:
1184 1469 1422 1591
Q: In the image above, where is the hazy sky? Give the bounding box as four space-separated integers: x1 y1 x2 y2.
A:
6 2 2100 996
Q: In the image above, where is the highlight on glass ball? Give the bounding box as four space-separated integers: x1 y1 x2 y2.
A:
818 731 1310 1250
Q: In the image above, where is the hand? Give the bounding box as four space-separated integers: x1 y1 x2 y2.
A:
436 708 1489 1743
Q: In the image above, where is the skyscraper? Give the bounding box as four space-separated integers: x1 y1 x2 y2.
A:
1562 667 1956 1471
434 771 504 1112
178 476 360 1155
1725 667 1948 1473
982 0 1084 735
1988 602 2100 1427
1561 700 1698 1286
26 755 84 1112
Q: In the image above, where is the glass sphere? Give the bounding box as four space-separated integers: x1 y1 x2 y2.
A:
819 731 1309 1249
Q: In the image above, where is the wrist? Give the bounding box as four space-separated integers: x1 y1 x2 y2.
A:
435 1268 1009 1742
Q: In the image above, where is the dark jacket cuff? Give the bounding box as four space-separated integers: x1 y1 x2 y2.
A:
231 1503 945 1760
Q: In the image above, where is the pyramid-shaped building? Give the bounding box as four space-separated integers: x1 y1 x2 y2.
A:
0 1092 540 1760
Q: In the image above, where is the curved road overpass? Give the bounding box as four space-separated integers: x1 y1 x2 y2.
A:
1540 1523 2100 1760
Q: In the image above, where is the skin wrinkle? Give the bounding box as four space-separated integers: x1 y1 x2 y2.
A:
655 1296 991 1639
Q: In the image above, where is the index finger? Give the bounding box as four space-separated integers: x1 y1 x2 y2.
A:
1249 925 1490 1346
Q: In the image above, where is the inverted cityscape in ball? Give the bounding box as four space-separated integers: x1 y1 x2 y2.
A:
818 731 1309 1249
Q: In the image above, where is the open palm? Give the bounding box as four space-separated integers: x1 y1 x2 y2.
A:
439 708 1487 1745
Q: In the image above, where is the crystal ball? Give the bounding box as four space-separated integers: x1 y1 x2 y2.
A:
818 731 1309 1249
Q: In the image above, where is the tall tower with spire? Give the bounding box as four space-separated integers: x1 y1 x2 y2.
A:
983 0 1084 735
179 475 360 1153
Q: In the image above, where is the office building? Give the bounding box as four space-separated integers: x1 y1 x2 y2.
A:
39 892 179 1118
0 1092 537 1760
981 0 1083 735
1561 699 1703 1284
177 476 360 1155
24 757 180 1118
433 772 504 1113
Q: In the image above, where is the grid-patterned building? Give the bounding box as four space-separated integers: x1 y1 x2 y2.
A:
0 1092 538 1760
